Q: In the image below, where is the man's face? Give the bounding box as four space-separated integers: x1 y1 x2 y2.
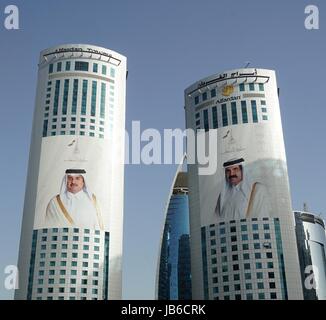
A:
225 165 243 186
66 175 84 194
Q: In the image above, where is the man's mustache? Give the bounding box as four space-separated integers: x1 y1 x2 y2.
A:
228 175 239 179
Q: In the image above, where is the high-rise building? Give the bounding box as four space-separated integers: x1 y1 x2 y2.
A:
184 68 303 300
295 210 326 300
156 162 192 300
15 44 127 300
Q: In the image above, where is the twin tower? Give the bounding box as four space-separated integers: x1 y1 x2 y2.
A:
16 44 306 300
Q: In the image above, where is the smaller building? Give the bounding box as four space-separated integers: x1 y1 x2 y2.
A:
156 166 192 300
295 211 326 300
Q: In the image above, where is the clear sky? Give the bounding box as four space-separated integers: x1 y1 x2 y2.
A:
0 0 325 299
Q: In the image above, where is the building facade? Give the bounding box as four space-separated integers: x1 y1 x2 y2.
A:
15 44 127 300
184 68 303 299
295 211 326 300
156 164 192 300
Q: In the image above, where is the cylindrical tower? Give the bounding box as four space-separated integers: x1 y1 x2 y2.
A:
156 162 192 300
184 68 303 300
15 44 127 300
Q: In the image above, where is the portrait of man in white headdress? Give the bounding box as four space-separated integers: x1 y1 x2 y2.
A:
215 158 272 221
45 169 104 230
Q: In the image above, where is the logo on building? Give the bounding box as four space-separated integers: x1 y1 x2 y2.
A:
222 85 234 96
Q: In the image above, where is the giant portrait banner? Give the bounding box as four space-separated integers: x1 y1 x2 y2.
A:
34 136 112 231
198 123 292 226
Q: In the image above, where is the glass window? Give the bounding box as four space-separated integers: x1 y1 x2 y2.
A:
220 228 225 235
246 283 252 290
242 234 248 241
256 272 263 279
269 282 276 289
255 253 261 259
241 225 247 232
231 102 238 125
253 234 259 240
262 115 268 121
241 101 248 123
243 253 250 260
249 83 255 91
195 96 199 105
270 293 277 299
203 109 209 131
245 273 251 280
49 64 53 74
239 83 245 91
221 246 227 253
265 233 271 240
234 284 241 291
72 244 78 250
233 264 239 271
222 265 228 272
202 92 207 101
267 262 274 268
211 89 216 97
251 100 258 123
231 236 237 242
234 274 240 281
258 282 264 289
256 262 262 269
268 272 275 279
65 61 71 71
75 61 89 71
259 83 264 91
53 80 60 116
222 104 228 127
212 106 218 129
222 256 228 263
261 100 266 105
102 65 107 75
110 68 115 77
223 275 229 282
93 63 98 73
261 107 267 113
244 263 250 270
57 62 62 72
242 244 249 250
231 245 238 251
254 243 260 250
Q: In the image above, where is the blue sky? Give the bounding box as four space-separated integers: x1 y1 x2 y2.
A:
0 0 325 299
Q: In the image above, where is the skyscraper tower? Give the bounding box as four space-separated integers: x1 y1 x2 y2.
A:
15 44 127 300
156 160 192 300
184 68 303 300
